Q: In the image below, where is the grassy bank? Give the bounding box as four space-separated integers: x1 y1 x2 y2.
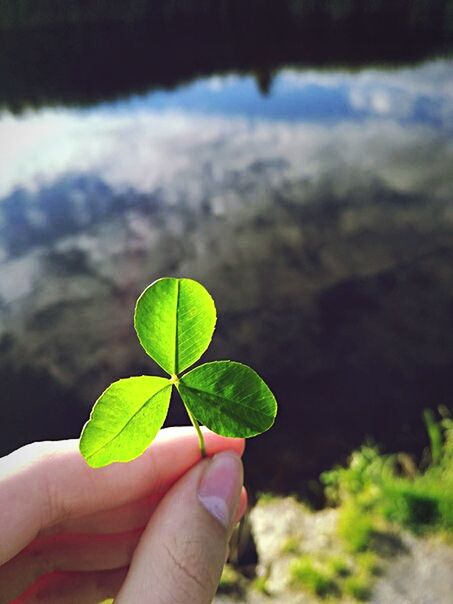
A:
222 409 453 602
322 408 453 538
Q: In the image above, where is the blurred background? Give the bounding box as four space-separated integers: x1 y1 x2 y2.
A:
2 4 453 601
0 0 452 503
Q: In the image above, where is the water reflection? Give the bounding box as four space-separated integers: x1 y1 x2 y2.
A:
1 59 453 495
1 59 452 200
2 2 449 112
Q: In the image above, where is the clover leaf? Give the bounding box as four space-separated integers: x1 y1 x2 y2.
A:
80 277 277 467
134 277 217 376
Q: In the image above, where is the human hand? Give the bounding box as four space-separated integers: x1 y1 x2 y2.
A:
0 427 246 603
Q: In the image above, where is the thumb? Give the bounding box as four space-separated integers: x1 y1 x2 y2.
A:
116 451 244 604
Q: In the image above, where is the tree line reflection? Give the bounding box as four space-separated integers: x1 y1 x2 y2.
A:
0 0 451 111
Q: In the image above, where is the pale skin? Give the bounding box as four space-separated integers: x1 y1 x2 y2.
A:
0 427 247 603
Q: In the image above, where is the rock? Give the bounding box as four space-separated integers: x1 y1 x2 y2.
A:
371 534 453 604
249 497 340 598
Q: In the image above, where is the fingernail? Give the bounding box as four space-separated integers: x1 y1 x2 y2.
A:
198 452 243 529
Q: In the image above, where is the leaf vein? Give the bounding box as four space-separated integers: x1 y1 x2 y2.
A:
86 384 171 460
181 384 273 419
174 279 181 374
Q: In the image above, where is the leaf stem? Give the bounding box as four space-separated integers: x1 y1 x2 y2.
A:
183 403 207 457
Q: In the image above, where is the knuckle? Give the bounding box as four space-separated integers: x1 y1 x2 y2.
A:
35 448 70 528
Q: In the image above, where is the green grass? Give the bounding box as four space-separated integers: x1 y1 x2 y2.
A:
290 556 338 597
326 555 351 577
251 575 269 594
381 477 453 533
256 491 279 505
280 536 301 554
337 504 375 552
356 552 381 576
323 410 453 537
288 552 379 601
218 564 242 595
343 574 373 601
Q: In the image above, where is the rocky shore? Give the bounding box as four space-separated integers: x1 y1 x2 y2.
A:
216 497 453 603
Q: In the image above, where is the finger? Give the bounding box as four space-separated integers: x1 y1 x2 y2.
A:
42 495 156 536
11 568 127 604
47 485 247 538
0 427 244 565
234 486 248 524
15 489 250 604
117 451 243 604
0 531 140 604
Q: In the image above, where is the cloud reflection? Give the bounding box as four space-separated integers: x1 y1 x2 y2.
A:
1 59 453 481
0 60 452 202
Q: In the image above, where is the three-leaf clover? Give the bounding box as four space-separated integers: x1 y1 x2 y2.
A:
80 277 278 467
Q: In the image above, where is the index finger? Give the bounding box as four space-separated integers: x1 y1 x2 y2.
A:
0 427 244 565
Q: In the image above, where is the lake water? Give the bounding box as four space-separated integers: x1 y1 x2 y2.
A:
1 51 453 496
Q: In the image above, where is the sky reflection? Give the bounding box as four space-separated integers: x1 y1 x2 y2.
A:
0 59 452 201
1 58 453 489
103 58 453 127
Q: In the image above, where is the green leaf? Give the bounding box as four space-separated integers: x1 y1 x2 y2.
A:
134 277 217 376
177 361 277 438
80 376 172 467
